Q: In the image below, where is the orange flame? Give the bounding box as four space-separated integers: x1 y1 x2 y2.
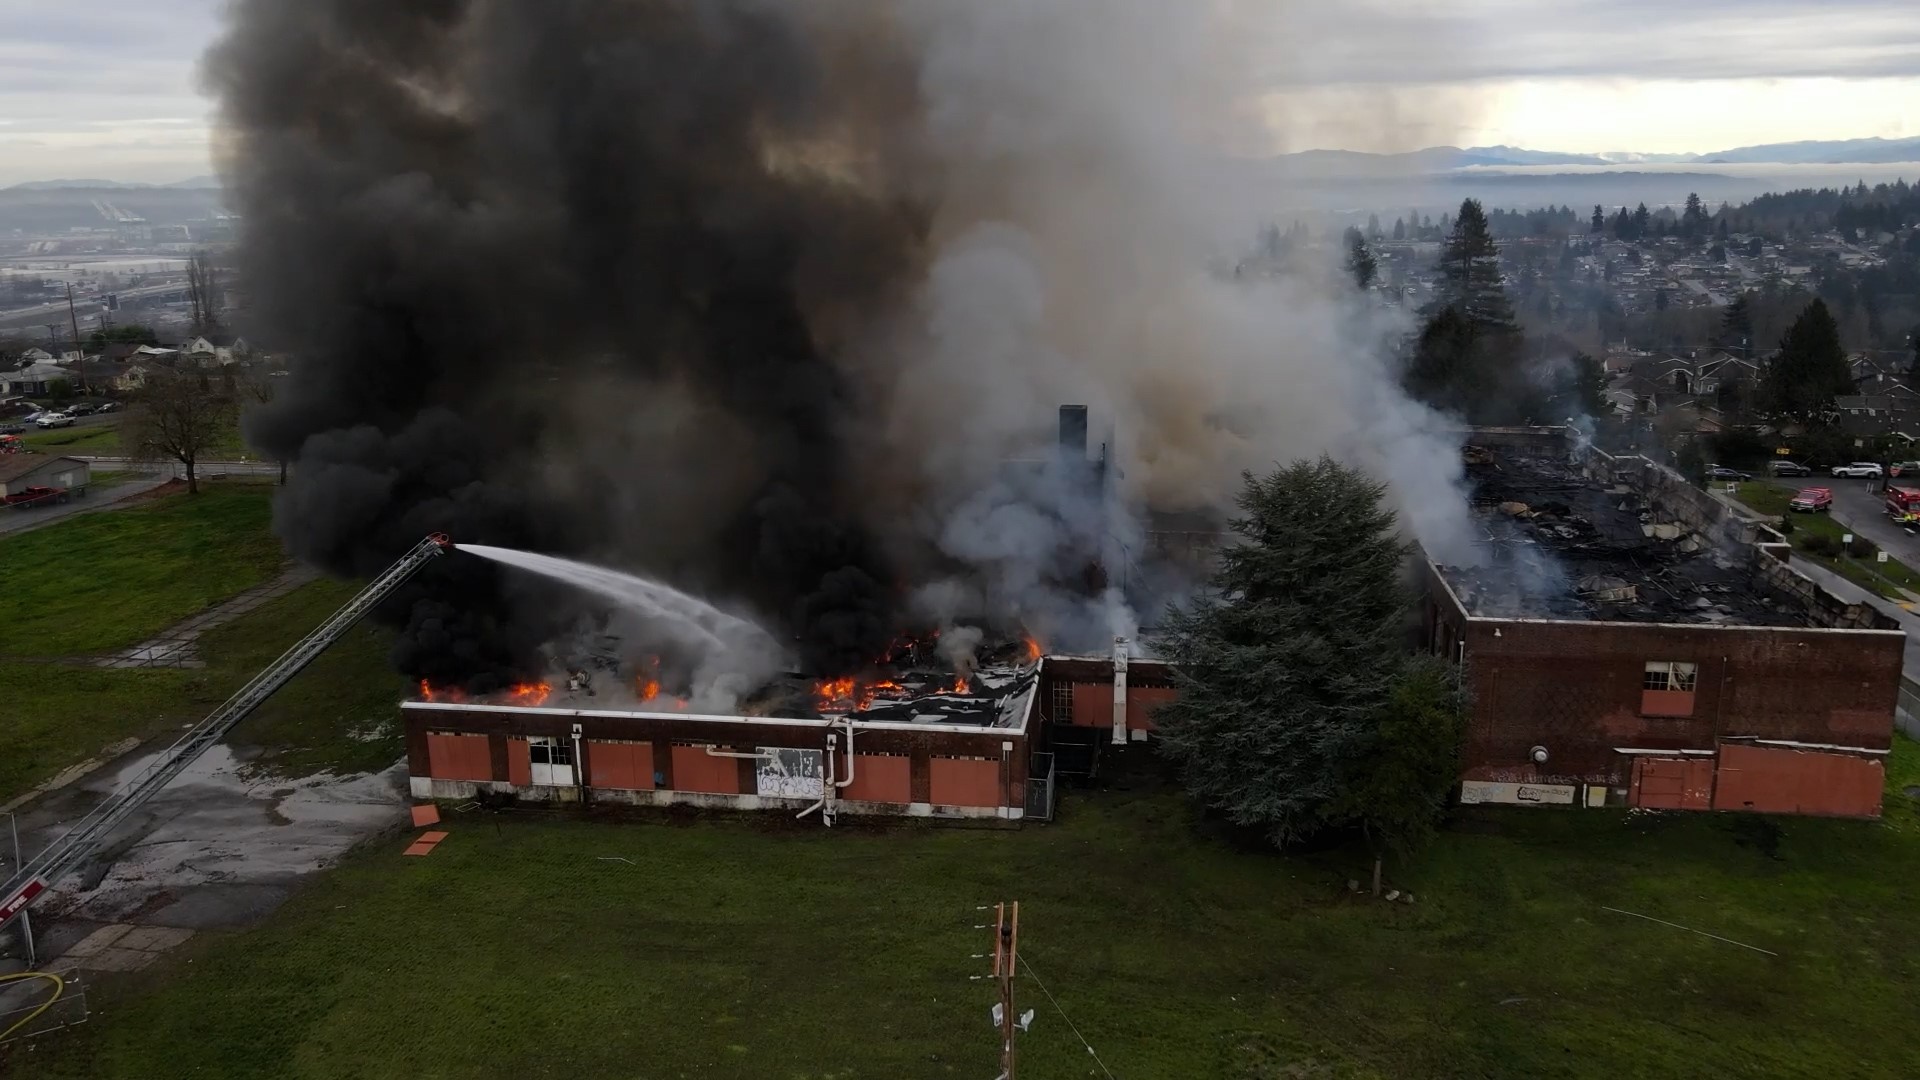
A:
638 677 662 701
506 681 552 707
1020 634 1042 663
948 673 971 693
418 680 466 704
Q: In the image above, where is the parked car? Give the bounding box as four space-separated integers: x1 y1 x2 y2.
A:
1830 462 1884 478
1707 465 1752 481
1889 461 1920 478
64 401 97 416
0 423 23 436
1768 460 1812 477
1789 487 1834 513
94 401 120 414
33 412 74 429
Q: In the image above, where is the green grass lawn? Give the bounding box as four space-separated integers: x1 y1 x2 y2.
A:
0 575 407 805
0 484 284 657
21 413 251 459
21 421 123 454
18 746 1920 1079
1733 481 1920 600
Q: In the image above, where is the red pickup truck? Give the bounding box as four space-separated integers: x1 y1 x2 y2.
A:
3 484 70 508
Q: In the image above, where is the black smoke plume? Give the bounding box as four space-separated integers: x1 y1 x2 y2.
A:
207 0 927 683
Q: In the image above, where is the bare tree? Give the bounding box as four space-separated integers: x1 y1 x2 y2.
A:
231 363 287 484
127 368 234 494
185 249 223 335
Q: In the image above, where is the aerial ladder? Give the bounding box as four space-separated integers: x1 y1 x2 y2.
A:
0 533 454 931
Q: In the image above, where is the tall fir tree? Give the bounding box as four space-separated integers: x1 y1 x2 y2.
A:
1430 198 1514 328
1590 204 1604 233
1760 298 1854 425
1343 227 1378 290
1720 291 1754 354
1154 458 1411 848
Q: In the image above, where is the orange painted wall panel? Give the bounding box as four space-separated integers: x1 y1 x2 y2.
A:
929 756 1002 808
1629 757 1712 810
841 754 912 804
1127 686 1178 732
1068 682 1114 727
1639 689 1696 718
506 738 532 787
1712 743 1883 818
670 745 742 794
587 741 654 790
426 733 493 782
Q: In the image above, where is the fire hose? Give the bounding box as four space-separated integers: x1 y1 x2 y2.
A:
0 970 66 1042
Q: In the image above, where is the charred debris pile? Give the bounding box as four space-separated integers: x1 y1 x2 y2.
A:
1438 447 1809 627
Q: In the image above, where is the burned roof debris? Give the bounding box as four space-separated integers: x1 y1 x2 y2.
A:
1437 447 1809 626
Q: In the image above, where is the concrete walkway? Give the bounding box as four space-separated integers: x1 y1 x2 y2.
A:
91 563 322 669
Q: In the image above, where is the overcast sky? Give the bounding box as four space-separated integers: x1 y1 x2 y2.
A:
0 0 1914 185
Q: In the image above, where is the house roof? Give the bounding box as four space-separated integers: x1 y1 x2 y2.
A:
0 453 83 485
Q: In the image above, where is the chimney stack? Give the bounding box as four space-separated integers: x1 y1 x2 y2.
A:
1058 404 1088 460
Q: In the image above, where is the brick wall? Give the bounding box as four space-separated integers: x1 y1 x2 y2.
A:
1459 618 1901 786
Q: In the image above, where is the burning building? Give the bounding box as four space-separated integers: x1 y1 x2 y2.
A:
1424 429 1902 818
404 629 1175 822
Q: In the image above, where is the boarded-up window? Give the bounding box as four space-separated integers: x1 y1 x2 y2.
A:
426 732 493 782
841 753 912 804
1068 682 1113 727
1127 685 1178 732
1641 661 1697 717
929 756 1001 808
587 741 655 790
506 738 532 787
1629 756 1713 810
670 743 742 795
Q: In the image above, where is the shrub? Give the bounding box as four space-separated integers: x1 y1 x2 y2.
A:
1847 535 1878 559
1798 533 1835 557
1775 514 1794 536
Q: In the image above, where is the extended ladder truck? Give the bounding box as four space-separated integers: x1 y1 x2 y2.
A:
0 533 454 937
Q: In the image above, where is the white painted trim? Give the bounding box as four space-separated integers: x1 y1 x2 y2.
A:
1612 747 1717 756
408 776 433 798
1740 738 1890 755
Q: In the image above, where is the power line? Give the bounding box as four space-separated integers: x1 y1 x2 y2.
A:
1018 954 1116 1080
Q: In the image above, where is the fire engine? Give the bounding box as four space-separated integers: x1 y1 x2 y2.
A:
1887 485 1920 524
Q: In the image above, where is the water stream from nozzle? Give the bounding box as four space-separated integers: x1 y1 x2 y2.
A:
456 544 777 655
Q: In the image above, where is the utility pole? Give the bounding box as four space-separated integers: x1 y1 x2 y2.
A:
993 900 1020 1080
65 283 88 393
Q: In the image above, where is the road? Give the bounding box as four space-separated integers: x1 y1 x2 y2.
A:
0 474 173 535
1813 475 1920 569
0 457 279 536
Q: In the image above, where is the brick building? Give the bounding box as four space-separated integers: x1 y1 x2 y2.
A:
1424 433 1902 817
404 666 1043 822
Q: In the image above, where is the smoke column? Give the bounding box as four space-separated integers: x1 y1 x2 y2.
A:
204 0 1479 685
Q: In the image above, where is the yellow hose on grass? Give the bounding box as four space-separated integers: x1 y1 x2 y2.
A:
0 970 66 1041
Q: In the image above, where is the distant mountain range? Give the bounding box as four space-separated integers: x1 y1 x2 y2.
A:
1277 136 1920 172
7 176 220 191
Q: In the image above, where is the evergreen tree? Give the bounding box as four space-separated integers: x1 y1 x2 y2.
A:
1715 216 1730 241
1760 298 1854 424
1154 458 1412 848
1590 204 1605 233
1631 202 1651 238
1365 212 1382 240
1391 216 1406 241
1682 192 1708 239
1324 654 1466 894
1431 198 1514 327
1343 227 1378 290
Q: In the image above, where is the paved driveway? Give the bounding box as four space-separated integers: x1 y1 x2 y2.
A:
0 474 174 535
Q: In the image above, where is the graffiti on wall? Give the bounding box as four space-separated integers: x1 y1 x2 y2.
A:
756 747 824 799
1460 780 1577 806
